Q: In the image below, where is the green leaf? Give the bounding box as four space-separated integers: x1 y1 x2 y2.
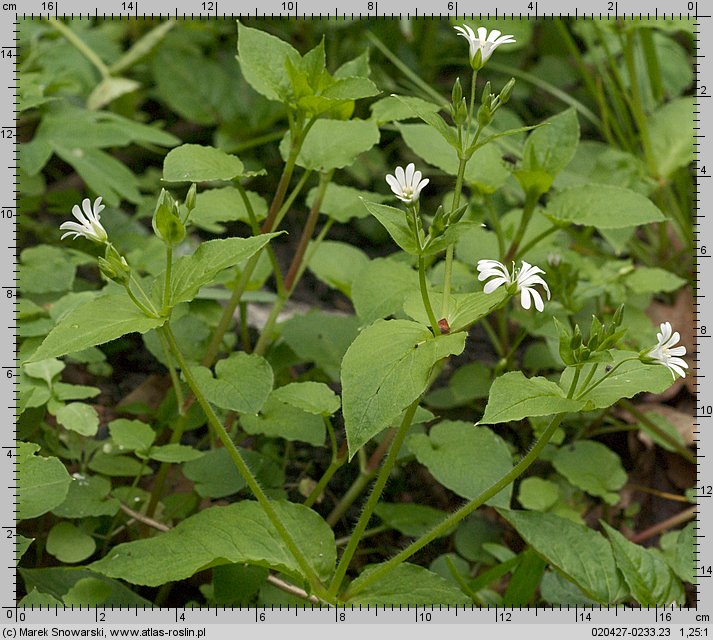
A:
648 97 694 179
425 361 491 409
24 357 65 388
155 234 281 308
370 95 441 125
110 20 176 74
46 523 96 564
19 568 152 607
190 352 273 415
374 503 449 538
88 453 152 477
19 590 62 607
63 578 113 606
286 119 380 172
19 246 75 294
521 108 580 178
163 144 245 183
321 76 379 100
190 187 267 233
27 294 165 363
479 371 585 425
449 289 508 332
52 475 120 519
346 563 470 606
108 419 156 453
503 548 546 607
361 200 419 254
87 76 140 111
351 258 419 324
601 522 685 605
149 444 204 463
271 382 340 416
90 500 336 585
552 441 627 505
241 396 325 446
182 447 283 499
624 267 686 294
669 523 696 584
407 420 513 508
55 403 99 437
280 311 361 382
237 22 300 102
559 351 673 410
517 477 560 511
306 183 387 223
540 570 599 606
397 123 510 193
545 185 665 229
16 535 33 565
307 240 369 296
342 320 466 458
17 442 72 521
500 510 628 603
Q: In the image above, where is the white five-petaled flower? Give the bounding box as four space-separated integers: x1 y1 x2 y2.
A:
477 259 551 312
60 197 108 244
645 322 688 379
453 24 516 68
385 163 429 205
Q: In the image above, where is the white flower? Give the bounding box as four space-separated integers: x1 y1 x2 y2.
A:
477 259 551 312
60 197 108 244
453 25 516 68
645 322 688 379
385 163 429 205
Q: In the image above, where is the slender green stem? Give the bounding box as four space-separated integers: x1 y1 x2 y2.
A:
252 296 286 357
639 28 663 104
480 317 505 358
514 225 559 261
575 357 640 400
123 284 158 319
618 398 696 464
419 257 440 335
577 363 598 398
304 429 346 509
465 69 478 150
326 468 375 528
162 324 329 600
505 190 539 263
441 157 468 319
238 301 251 353
341 414 565 601
623 30 655 173
157 327 185 413
328 399 420 597
162 245 173 313
566 367 581 399
46 17 110 79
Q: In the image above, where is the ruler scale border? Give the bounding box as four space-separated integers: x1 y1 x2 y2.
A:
6 2 709 627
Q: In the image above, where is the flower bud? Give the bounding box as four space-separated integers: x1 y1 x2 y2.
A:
476 103 493 127
153 189 186 246
470 47 484 70
452 78 463 107
570 325 582 351
453 98 468 126
499 78 516 104
481 81 492 106
98 245 131 285
185 183 197 214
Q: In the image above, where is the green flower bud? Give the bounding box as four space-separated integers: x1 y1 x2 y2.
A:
481 81 492 105
98 245 131 285
153 189 186 246
454 98 468 126
185 183 197 213
476 103 493 127
613 304 624 327
570 325 582 351
452 78 463 106
499 78 516 104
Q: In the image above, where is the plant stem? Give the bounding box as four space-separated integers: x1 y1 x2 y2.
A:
326 467 375 528
567 367 581 399
618 398 696 464
514 225 559 261
157 327 185 413
161 324 329 600
253 171 332 356
575 357 639 400
328 399 420 598
341 413 564 601
46 17 110 79
505 189 538 263
162 245 173 313
419 257 440 335
629 506 696 544
123 284 158 319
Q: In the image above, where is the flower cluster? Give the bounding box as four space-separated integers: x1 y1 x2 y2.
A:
385 163 429 205
60 197 108 244
477 259 551 312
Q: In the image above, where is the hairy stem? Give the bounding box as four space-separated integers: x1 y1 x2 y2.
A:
342 413 564 601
